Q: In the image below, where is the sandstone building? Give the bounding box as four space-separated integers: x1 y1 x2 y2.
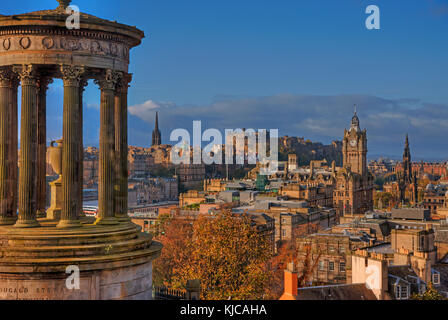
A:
333 110 374 218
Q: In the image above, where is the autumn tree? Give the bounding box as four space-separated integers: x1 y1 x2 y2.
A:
296 239 322 287
374 192 393 209
149 212 173 238
265 240 297 299
152 217 193 288
411 283 447 300
153 210 324 300
265 233 322 299
182 211 273 300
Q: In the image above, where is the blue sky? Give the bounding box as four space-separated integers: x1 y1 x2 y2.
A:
4 0 448 160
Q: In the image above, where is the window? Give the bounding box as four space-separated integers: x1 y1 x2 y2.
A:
339 261 346 272
400 285 409 299
432 271 440 285
396 285 410 300
420 236 425 250
340 246 346 253
282 229 286 237
328 246 335 253
329 261 334 271
318 261 325 271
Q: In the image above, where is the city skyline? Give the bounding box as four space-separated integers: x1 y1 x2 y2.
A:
5 0 448 159
0 0 447 304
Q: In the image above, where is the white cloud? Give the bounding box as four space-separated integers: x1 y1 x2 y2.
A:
126 94 448 159
129 100 175 121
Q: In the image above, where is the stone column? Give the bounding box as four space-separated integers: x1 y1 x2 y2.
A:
115 73 131 222
57 65 85 229
14 65 39 228
95 69 121 225
78 79 88 218
36 77 53 218
0 67 16 225
10 75 19 222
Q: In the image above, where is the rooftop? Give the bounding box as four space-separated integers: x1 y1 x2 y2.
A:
296 283 377 300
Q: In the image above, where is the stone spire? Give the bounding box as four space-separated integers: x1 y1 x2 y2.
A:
350 104 360 132
151 111 162 146
403 134 412 184
405 134 409 150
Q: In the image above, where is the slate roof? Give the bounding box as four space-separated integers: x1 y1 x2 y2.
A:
296 283 377 300
388 265 419 283
390 208 430 221
432 264 448 296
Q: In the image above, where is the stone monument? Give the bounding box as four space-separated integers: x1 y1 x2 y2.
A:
47 140 63 220
0 0 162 299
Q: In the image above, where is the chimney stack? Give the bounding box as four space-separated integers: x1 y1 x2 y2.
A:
279 262 298 300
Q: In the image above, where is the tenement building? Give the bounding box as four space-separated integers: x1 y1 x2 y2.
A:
333 109 374 220
0 0 161 300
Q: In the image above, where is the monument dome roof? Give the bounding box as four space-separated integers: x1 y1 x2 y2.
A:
0 0 144 47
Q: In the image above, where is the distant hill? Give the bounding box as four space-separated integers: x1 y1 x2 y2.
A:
278 136 342 166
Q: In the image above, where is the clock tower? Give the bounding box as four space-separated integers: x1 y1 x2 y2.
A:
334 107 374 219
342 109 367 177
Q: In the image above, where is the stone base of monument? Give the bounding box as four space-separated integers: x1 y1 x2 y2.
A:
0 218 162 300
46 178 62 220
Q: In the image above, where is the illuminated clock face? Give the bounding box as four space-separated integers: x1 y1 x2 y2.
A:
349 139 357 147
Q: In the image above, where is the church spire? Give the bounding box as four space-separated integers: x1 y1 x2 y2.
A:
403 134 412 184
151 111 162 146
403 134 411 158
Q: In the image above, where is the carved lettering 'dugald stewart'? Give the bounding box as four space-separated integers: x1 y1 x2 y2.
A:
0 0 162 300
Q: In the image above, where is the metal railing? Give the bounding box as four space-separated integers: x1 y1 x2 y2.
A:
153 286 187 300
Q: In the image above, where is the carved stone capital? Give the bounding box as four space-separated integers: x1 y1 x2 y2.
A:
116 73 132 94
60 65 85 87
37 77 54 92
12 65 38 87
0 67 14 88
80 78 89 92
95 69 122 91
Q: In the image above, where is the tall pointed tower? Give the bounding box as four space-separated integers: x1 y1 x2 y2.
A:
151 111 162 146
403 134 412 184
334 106 374 219
342 106 368 177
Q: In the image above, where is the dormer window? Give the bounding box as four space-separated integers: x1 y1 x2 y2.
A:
432 270 440 285
396 285 410 300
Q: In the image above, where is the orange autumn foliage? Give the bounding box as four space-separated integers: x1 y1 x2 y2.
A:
153 211 322 300
154 211 273 299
